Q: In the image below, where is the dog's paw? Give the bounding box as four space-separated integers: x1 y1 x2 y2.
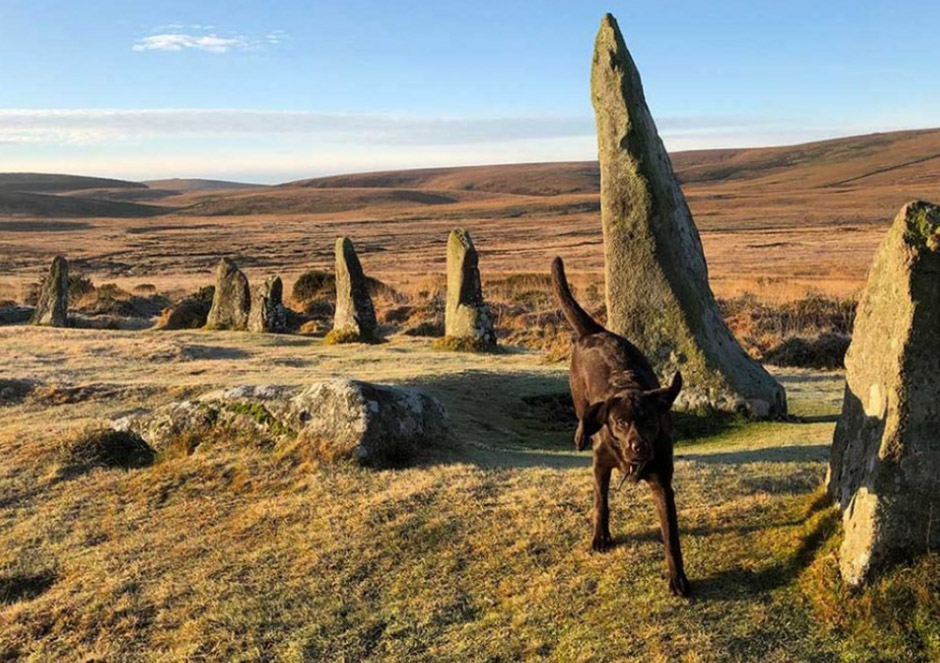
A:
669 572 691 598
591 533 612 553
574 426 588 451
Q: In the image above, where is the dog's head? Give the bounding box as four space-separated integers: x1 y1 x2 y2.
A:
580 372 682 478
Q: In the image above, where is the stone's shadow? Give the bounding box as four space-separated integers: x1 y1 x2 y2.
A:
672 410 744 442
398 370 830 472
691 503 839 601
796 414 840 423
180 344 252 361
0 571 56 604
775 373 843 385
678 444 829 465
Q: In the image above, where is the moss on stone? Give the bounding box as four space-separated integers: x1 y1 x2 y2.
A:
324 328 381 345
223 402 293 438
903 201 940 251
432 335 499 353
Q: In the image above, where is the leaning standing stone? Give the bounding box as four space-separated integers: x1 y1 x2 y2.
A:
828 201 940 586
30 255 68 327
248 276 287 333
205 257 251 330
328 237 378 343
590 13 785 417
441 228 496 350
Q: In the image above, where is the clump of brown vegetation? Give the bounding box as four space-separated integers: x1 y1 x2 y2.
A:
56 424 155 472
721 293 856 369
155 285 215 330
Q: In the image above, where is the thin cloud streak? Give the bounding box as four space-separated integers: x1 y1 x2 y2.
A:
0 109 773 147
133 33 252 53
132 26 284 53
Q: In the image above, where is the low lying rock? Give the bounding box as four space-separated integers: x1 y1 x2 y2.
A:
0 306 34 326
112 379 447 465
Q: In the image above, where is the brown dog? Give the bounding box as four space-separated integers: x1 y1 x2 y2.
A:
552 257 690 597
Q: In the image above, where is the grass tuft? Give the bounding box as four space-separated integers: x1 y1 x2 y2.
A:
57 424 155 471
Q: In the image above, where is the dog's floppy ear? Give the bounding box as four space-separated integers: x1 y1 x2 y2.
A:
647 371 683 410
581 400 610 439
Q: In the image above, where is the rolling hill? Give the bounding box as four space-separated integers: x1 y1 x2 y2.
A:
0 191 167 218
0 173 145 194
143 178 265 191
286 128 940 196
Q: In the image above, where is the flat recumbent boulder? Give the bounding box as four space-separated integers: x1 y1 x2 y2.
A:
112 379 447 466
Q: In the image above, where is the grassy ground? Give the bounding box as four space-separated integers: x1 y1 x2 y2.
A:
0 328 934 662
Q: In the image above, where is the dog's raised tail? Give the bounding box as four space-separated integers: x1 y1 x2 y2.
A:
552 257 604 338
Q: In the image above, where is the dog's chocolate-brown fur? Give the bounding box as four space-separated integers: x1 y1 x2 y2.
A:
552 257 690 597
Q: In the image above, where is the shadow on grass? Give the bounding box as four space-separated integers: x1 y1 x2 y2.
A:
0 571 56 604
692 492 839 601
678 444 829 465
399 370 832 470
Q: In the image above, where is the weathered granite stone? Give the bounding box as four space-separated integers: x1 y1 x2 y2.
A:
248 276 287 333
443 229 496 348
828 201 940 586
112 380 447 465
30 255 68 327
205 258 250 330
287 379 447 464
330 237 378 342
590 13 785 417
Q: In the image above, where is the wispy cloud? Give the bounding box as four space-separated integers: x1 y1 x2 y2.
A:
132 25 283 53
0 109 597 145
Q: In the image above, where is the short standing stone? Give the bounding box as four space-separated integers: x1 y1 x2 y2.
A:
828 201 940 586
30 255 68 327
330 237 378 342
590 13 785 417
248 276 287 333
205 257 251 330
443 229 496 349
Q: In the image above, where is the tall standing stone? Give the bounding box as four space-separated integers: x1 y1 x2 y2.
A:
205 257 250 331
248 276 287 333
30 255 69 327
329 237 378 342
590 13 785 416
443 229 496 348
828 201 940 586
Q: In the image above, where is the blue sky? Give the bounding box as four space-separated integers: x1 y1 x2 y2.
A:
0 0 937 182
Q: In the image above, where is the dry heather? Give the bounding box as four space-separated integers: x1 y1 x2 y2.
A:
0 326 937 662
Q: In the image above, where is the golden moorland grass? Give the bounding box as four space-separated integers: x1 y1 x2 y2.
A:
1 327 937 662
3 128 940 305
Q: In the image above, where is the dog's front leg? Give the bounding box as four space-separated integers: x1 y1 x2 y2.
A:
592 462 612 552
648 474 690 597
